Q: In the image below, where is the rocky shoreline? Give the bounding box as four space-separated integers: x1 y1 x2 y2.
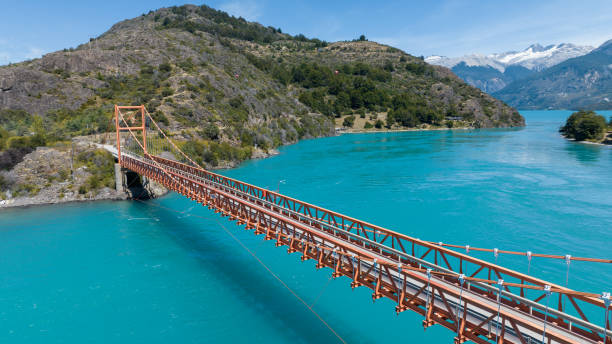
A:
561 131 612 146
0 141 279 210
0 143 146 209
337 126 473 134
0 188 127 209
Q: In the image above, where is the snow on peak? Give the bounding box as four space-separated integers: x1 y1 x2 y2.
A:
426 43 594 72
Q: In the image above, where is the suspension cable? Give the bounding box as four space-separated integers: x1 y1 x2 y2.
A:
133 198 347 344
351 254 356 283
603 292 610 344
215 217 347 344
527 251 532 275
397 261 403 307
427 241 611 264
456 274 465 334
309 275 334 308
542 285 552 343
565 254 571 286
425 268 432 317
494 279 504 343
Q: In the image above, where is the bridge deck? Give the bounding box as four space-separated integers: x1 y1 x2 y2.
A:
116 151 608 344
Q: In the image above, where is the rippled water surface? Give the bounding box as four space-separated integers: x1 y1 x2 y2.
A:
1 110 610 343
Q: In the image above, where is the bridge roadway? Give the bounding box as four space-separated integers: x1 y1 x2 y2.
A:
116 151 608 344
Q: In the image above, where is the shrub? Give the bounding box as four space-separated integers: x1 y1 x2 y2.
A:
152 111 170 126
364 122 373 129
6 136 32 149
357 108 366 118
229 96 244 109
16 183 39 196
76 149 115 190
159 62 172 73
199 123 220 140
0 147 33 170
177 58 195 72
342 115 355 128
374 119 384 129
161 87 174 97
0 109 34 135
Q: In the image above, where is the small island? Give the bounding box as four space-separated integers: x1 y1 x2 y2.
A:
559 110 612 145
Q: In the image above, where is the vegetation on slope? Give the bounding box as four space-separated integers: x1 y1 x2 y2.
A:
0 4 524 200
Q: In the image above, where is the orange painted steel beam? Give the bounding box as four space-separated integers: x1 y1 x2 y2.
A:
116 105 145 109
114 105 121 164
119 154 608 344
117 126 145 131
150 155 605 307
148 155 610 330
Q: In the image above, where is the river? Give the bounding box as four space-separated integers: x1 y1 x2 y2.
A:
0 110 610 343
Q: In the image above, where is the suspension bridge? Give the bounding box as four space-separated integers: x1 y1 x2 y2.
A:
110 105 610 344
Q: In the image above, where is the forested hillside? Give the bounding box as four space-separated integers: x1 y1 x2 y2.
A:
0 4 524 203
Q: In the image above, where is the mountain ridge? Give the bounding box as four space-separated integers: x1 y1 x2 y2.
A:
426 43 594 93
494 40 612 110
427 43 594 72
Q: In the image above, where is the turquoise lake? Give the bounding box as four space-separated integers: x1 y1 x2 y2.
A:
1 110 611 343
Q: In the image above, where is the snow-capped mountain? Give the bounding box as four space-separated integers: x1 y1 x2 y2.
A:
426 43 594 72
426 54 505 72
494 39 612 110
425 43 594 93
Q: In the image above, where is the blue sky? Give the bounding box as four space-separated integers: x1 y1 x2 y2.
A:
2 0 612 65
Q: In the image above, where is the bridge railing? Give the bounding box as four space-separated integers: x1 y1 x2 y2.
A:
121 153 609 343
145 155 608 338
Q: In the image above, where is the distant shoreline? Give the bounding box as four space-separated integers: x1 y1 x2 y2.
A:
562 135 612 147
560 128 612 146
335 125 522 134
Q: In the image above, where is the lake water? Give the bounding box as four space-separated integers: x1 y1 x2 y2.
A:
1 110 611 343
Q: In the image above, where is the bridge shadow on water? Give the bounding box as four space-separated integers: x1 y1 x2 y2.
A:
133 199 367 344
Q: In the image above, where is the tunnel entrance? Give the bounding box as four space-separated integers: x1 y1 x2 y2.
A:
125 170 152 200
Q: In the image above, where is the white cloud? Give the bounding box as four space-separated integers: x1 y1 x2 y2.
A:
219 0 262 21
370 0 612 57
24 47 45 60
0 41 46 66
0 52 10 65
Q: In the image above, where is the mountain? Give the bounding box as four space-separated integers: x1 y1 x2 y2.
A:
426 43 594 93
0 4 523 171
449 62 533 94
494 40 612 110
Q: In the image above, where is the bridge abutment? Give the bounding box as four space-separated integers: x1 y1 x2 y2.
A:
114 163 167 200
